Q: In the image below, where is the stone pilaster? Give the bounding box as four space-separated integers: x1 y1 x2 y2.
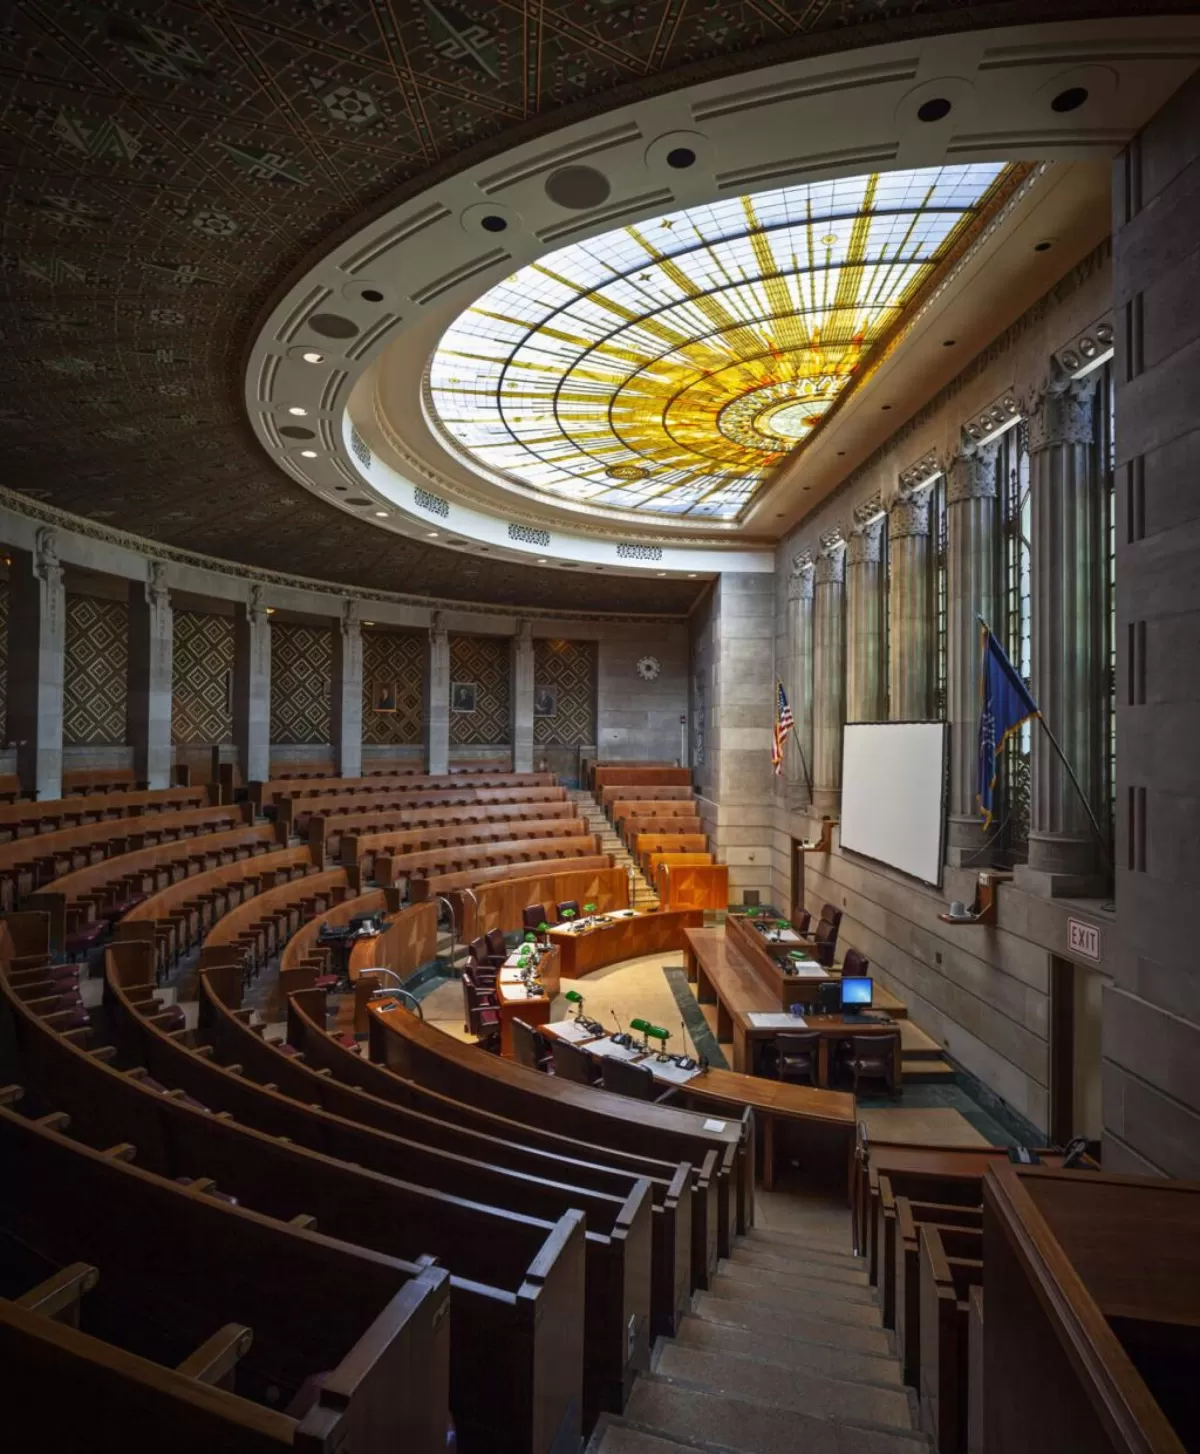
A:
511 620 534 773
846 516 886 724
424 611 450 775
6 528 65 800
232 585 271 786
331 599 363 779
1019 377 1106 892
946 445 1000 864
888 490 933 721
785 556 815 800
811 544 846 814
126 561 174 790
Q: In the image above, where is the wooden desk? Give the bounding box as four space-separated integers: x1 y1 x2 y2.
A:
494 947 561 1056
547 909 701 979
684 927 901 1086
540 1021 856 1198
656 862 728 913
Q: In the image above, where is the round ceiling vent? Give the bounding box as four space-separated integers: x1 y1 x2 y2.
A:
544 165 611 210
308 313 360 339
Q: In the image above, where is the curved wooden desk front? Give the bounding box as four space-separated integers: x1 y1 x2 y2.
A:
547 909 702 979
493 946 561 1055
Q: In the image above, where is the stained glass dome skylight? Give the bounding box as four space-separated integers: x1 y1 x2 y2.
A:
427 164 1011 521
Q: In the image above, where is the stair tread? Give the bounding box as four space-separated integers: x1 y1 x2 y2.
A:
670 1321 905 1386
586 1417 698 1454
702 1280 883 1328
725 1247 869 1284
625 1377 927 1454
713 1262 875 1302
742 1227 859 1260
690 1293 892 1355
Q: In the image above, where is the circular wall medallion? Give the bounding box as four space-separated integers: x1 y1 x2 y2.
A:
636 655 661 682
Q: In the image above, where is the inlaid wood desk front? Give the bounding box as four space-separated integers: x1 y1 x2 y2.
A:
547 909 702 979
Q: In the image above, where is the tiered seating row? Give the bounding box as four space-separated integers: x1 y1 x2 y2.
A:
0 785 210 843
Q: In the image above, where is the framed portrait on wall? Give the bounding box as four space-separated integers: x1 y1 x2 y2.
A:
372 680 398 713
451 681 477 713
534 684 557 718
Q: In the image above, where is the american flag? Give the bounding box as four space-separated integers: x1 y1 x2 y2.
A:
772 680 795 776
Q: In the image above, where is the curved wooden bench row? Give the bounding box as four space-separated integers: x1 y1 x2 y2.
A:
0 1098 451 1454
646 851 714 877
345 813 583 878
27 823 283 955
283 783 566 836
593 767 691 790
310 799 568 867
370 823 591 886
199 866 350 981
411 852 613 900
448 865 631 943
0 802 253 911
585 760 678 790
61 767 141 795
611 799 698 828
255 771 554 813
634 833 708 871
619 815 702 848
88 947 634 1438
600 784 694 810
112 844 317 977
0 785 210 842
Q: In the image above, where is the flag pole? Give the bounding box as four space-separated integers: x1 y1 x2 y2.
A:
977 616 1112 871
778 677 814 800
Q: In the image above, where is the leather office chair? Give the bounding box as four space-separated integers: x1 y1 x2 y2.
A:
812 916 842 968
555 899 580 921
792 909 812 934
485 927 508 962
842 947 870 977
522 903 549 933
775 1031 821 1088
462 971 500 1051
511 1016 553 1072
469 934 505 969
840 1034 900 1096
601 1054 677 1103
551 1037 597 1084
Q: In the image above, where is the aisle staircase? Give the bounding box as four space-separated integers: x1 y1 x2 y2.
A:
570 789 660 909
588 1207 925 1453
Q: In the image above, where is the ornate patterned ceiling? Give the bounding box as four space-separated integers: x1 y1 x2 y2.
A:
427 163 1009 520
0 0 1167 609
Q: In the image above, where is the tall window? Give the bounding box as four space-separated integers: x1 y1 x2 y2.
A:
932 475 948 719
999 421 1032 864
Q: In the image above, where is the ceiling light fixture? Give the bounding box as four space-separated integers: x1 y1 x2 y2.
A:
301 351 324 364
688 573 697 578
266 607 276 615
363 621 375 626
537 557 547 563
427 531 439 537
300 449 317 458
375 510 388 517
657 571 667 576
287 406 307 416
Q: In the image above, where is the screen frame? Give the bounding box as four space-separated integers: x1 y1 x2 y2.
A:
838 718 949 889
839 976 874 1007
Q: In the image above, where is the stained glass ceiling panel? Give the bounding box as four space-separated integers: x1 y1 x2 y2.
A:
427 164 1010 520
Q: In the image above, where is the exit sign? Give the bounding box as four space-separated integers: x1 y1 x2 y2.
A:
1068 918 1101 962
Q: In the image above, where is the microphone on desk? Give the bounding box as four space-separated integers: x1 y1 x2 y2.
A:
611 1011 632 1049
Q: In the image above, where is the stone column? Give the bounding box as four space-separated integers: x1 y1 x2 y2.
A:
510 620 534 773
1021 376 1106 890
232 585 271 785
888 490 933 720
846 517 886 723
126 561 174 790
424 611 450 775
785 557 815 800
945 444 1000 865
331 599 363 779
6 527 65 800
811 543 846 814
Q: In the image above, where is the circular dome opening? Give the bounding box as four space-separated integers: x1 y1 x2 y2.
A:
481 214 508 233
308 313 360 339
917 97 952 123
359 287 384 303
544 165 611 210
666 146 697 169
1051 86 1089 113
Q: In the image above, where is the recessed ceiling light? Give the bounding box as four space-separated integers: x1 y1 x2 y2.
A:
301 351 324 364
427 531 438 537
537 557 547 563
287 406 307 416
657 571 667 576
363 620 374 626
300 449 318 458
375 510 388 517
688 573 697 578
266 607 276 615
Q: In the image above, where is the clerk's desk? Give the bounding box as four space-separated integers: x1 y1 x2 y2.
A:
493 945 561 1056
683 926 903 1085
539 1017 856 1196
547 907 702 978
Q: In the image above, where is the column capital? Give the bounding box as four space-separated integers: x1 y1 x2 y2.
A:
33 526 63 589
144 559 171 611
847 517 884 565
946 446 999 504
339 597 360 637
429 608 447 641
888 490 930 539
245 584 270 627
814 546 845 586
787 555 814 601
515 618 533 643
1029 376 1096 451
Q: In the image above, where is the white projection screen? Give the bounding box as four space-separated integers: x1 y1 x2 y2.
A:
839 722 949 887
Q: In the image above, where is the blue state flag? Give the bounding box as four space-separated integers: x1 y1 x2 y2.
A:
977 627 1039 827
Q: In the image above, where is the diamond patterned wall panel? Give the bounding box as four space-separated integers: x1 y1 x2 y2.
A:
450 634 510 747
270 621 332 745
64 593 127 746
172 609 233 745
534 639 596 747
0 580 8 732
363 629 424 745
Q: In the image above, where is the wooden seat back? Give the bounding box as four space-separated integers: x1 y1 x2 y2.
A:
593 767 691 790
309 800 557 867
894 1193 984 1386
371 825 592 885
919 1222 983 1454
256 772 554 813
412 852 613 899
646 852 713 875
61 768 140 795
634 833 707 869
612 799 698 826
0 786 210 842
284 783 567 835
600 784 693 810
201 866 348 961
347 814 586 877
116 843 312 936
620 816 702 846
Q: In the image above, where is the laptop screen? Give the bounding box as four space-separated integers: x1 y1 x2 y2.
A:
840 977 873 1008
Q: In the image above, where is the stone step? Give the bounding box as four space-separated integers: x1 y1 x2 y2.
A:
585 1417 696 1454
740 1226 859 1261
702 1279 883 1328
651 1342 913 1426
723 1247 870 1286
671 1316 904 1385
902 1059 957 1080
690 1292 893 1356
711 1261 876 1303
623 1375 927 1454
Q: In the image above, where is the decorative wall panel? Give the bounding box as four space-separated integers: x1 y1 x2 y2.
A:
534 639 596 747
363 629 424 745
449 634 509 747
64 593 127 746
172 610 233 745
270 622 332 745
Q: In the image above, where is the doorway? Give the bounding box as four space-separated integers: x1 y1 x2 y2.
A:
790 839 807 922
1049 955 1110 1144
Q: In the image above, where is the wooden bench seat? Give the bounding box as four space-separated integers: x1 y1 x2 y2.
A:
0 786 211 844
372 828 596 889
61 768 142 795
600 784 694 811
411 852 613 900
619 815 702 848
254 772 555 814
634 833 708 871
347 813 586 878
612 800 699 831
283 783 567 837
593 768 691 790
309 799 562 867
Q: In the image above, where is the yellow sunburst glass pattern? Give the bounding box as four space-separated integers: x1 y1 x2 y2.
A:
427 164 1010 521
